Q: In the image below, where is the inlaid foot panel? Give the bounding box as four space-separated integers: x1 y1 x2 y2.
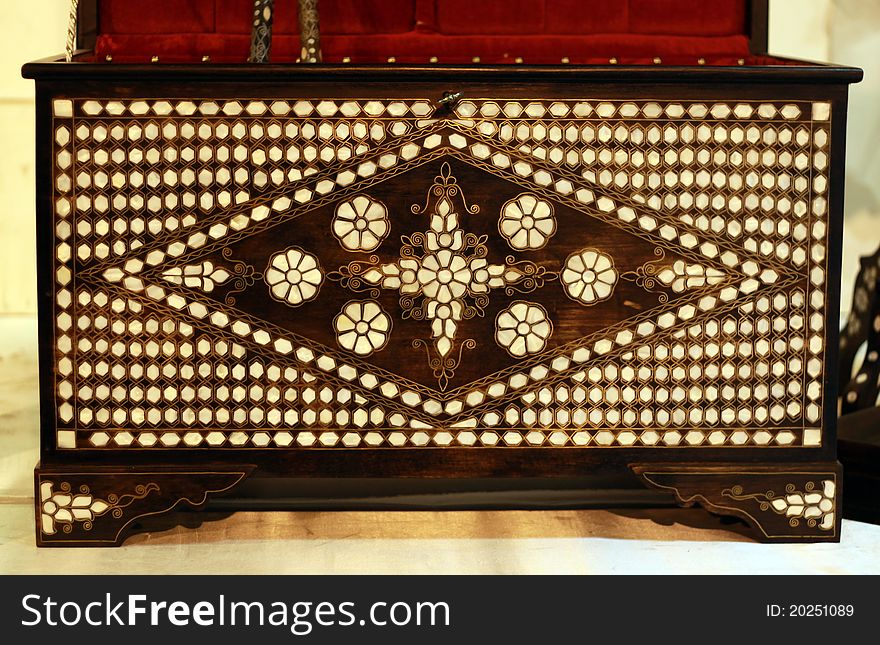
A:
34 463 252 546
631 463 841 543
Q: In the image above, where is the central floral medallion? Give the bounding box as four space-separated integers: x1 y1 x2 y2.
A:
329 163 557 389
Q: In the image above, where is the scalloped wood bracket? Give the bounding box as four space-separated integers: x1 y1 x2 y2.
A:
35 463 253 547
631 462 842 543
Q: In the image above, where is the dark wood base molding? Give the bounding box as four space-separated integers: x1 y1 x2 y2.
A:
35 463 252 546
35 460 845 545
632 462 842 542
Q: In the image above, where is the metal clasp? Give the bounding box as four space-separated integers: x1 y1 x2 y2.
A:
438 91 463 107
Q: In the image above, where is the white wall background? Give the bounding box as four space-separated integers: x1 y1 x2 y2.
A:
0 0 68 313
0 0 878 315
827 0 880 317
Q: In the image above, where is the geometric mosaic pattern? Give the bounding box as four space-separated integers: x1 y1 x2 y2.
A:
50 97 831 450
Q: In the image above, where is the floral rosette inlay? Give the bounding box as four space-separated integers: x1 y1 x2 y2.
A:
495 301 553 357
499 193 556 250
334 300 392 356
333 195 390 252
264 247 323 306
562 248 617 305
418 249 473 305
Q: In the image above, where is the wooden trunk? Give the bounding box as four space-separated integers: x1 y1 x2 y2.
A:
23 1 862 545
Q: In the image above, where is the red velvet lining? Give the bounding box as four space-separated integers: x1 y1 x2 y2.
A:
94 33 790 66
627 0 746 35
544 1 630 35
99 0 215 34
437 1 546 35
91 0 793 66
414 0 437 33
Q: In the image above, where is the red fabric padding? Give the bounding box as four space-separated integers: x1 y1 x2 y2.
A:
414 0 438 32
100 0 215 34
214 0 415 35
91 0 792 65
94 32 773 65
436 0 545 35
97 0 749 37
628 0 746 34
544 1 629 34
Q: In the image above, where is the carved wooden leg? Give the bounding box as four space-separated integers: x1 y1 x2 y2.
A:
631 463 842 543
34 463 252 547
